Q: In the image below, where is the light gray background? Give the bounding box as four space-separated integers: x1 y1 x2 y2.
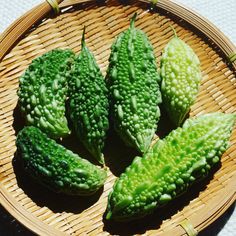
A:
0 0 235 235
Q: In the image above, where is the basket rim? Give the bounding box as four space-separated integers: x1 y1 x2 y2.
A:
0 0 236 67
0 0 235 235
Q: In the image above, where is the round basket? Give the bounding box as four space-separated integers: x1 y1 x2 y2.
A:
0 0 235 235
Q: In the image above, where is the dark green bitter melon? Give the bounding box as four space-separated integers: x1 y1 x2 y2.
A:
106 113 235 221
106 13 162 154
68 28 109 164
160 31 201 126
16 126 107 195
18 49 75 138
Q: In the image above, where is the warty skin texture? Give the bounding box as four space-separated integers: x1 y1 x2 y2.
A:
107 13 162 154
16 126 107 195
106 113 236 221
18 49 75 138
68 29 109 164
160 34 201 126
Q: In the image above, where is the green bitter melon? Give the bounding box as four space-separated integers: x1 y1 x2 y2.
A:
16 126 107 195
106 13 162 154
18 49 75 138
106 113 235 221
160 30 201 126
68 28 109 164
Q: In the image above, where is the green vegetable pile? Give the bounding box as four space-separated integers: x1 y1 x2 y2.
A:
16 13 235 223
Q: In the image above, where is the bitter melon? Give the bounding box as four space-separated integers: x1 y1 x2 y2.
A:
106 113 235 221
106 13 162 154
68 28 109 164
16 126 107 195
160 31 201 126
18 49 75 138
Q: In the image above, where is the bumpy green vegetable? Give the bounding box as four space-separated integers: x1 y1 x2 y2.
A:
68 28 109 164
16 126 107 195
106 13 162 154
160 31 201 126
106 113 235 221
18 49 74 138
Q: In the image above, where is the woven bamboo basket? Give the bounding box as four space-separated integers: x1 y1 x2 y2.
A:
0 0 235 235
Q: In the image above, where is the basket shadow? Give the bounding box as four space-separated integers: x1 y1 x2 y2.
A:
59 131 101 166
102 162 221 236
103 127 139 177
157 104 190 139
156 105 176 139
12 152 104 214
12 102 26 136
0 204 35 236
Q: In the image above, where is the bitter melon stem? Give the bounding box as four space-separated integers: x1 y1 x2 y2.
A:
170 25 177 38
81 26 86 48
130 13 137 29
